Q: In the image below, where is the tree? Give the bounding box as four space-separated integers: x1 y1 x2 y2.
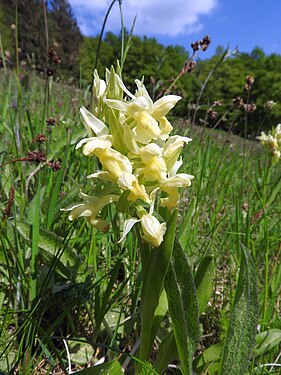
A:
50 0 82 76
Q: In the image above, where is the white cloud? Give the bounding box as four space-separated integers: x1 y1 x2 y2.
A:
69 0 217 38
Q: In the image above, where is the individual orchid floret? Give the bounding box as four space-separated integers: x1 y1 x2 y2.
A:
137 143 167 182
163 135 192 172
160 174 194 209
134 111 161 144
159 117 174 140
92 69 106 99
61 192 119 232
118 189 166 247
117 172 150 203
140 213 167 247
76 138 133 181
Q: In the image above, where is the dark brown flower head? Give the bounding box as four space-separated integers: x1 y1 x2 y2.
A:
46 118 56 126
48 48 61 64
2 186 15 221
191 41 200 52
233 96 244 108
47 67 54 77
200 35 211 51
244 103 257 113
207 108 218 119
32 134 47 143
181 59 196 75
48 159 61 172
213 100 223 107
246 75 255 86
27 151 47 163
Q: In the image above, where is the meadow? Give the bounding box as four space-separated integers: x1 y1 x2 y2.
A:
0 41 281 375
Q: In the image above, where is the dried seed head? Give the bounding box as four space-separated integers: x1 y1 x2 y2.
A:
200 35 211 51
181 60 196 75
207 108 218 119
244 103 256 113
48 159 61 172
27 151 47 163
191 41 200 52
46 118 56 126
233 96 244 108
2 186 15 221
246 75 255 86
48 48 61 64
32 134 47 143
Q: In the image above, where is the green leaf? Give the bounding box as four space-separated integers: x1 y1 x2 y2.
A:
194 343 223 374
30 179 41 301
14 222 80 277
154 331 177 374
194 256 215 315
252 329 281 358
164 239 200 375
137 210 178 368
71 360 123 374
219 244 259 375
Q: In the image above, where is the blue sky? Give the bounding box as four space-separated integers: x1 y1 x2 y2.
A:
69 0 281 57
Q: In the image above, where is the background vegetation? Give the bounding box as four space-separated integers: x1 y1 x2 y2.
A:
1 0 281 136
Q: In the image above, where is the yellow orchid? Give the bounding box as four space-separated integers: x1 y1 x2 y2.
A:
104 78 181 145
63 69 194 244
137 143 167 182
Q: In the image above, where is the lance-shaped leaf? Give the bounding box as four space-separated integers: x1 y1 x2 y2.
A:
164 239 200 375
219 244 259 375
71 359 122 374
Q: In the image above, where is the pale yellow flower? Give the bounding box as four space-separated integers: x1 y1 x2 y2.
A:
61 192 119 232
134 111 161 144
140 214 166 247
163 135 192 172
117 172 150 203
137 143 167 181
160 174 194 209
76 138 132 181
118 213 166 248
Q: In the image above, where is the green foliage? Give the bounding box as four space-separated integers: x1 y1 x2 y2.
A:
165 239 200 375
219 245 259 375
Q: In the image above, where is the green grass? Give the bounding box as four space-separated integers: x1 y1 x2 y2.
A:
0 68 280 374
